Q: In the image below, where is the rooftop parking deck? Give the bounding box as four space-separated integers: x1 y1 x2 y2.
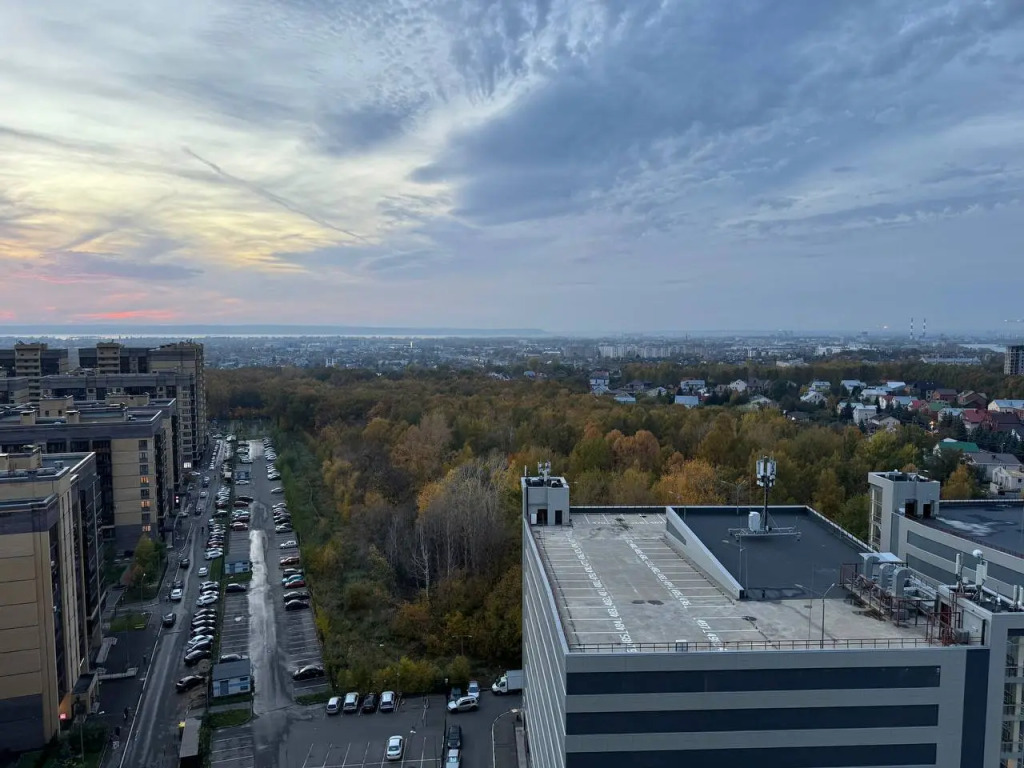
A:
531 510 933 653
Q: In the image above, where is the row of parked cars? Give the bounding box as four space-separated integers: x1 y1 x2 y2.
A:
326 689 398 715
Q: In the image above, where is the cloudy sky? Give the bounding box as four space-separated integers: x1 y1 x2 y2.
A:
2 0 1023 333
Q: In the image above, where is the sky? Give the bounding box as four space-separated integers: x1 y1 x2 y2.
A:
1 0 1024 333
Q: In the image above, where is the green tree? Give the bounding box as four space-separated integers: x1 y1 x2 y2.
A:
131 535 158 581
942 464 979 500
812 468 845 518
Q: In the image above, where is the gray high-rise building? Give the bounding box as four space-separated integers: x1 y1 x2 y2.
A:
520 469 1024 768
1006 345 1024 375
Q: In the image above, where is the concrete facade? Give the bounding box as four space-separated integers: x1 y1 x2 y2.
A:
521 471 1024 768
0 344 69 402
0 375 31 406
0 449 102 753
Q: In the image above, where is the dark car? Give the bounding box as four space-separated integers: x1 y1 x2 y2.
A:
175 675 205 693
162 612 177 628
172 579 184 589
361 692 378 713
446 724 462 750
236 495 254 503
183 649 211 666
180 557 190 568
284 600 309 611
292 665 325 681
187 638 213 653
285 590 309 601
225 583 247 593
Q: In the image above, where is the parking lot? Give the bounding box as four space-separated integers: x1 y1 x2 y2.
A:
209 725 256 768
287 695 444 768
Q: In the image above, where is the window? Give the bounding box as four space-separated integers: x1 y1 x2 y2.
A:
140 489 150 499
138 440 148 450
140 476 150 485
139 452 148 461
139 464 149 475
141 513 151 523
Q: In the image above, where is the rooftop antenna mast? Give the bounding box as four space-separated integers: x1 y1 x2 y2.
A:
538 461 551 481
729 455 800 540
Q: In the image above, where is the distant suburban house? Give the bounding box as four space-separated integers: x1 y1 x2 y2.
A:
859 388 889 403
589 371 611 393
930 388 959 403
614 393 636 404
989 399 1024 413
674 395 700 408
990 466 1024 496
644 386 668 398
961 409 988 432
966 452 1024 482
679 379 706 393
868 414 901 433
840 379 866 392
787 411 811 423
878 395 914 410
809 380 832 393
727 380 748 393
746 395 776 409
623 380 653 395
957 391 989 409
933 439 981 456
800 391 827 406
984 411 1024 434
746 378 772 394
883 381 907 393
850 405 879 425
211 659 252 699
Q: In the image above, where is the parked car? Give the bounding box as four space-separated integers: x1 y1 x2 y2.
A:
284 600 309 611
180 557 190 568
279 540 298 549
379 690 396 712
231 522 249 531
284 579 306 589
219 653 246 663
343 692 360 713
275 525 292 534
361 692 378 713
282 568 303 578
292 665 325 681
187 634 214 647
446 724 462 750
446 696 479 713
176 675 206 693
326 697 342 715
204 550 223 561
444 748 461 768
183 649 211 666
197 566 209 577
225 583 247 593
162 613 177 628
271 487 284 494
284 590 309 601
386 736 404 762
170 587 184 601
279 556 300 566
196 594 218 606
467 680 480 700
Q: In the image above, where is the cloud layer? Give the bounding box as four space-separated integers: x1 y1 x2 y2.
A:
2 0 1023 331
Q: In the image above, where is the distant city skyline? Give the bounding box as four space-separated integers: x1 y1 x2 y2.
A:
2 1 1023 330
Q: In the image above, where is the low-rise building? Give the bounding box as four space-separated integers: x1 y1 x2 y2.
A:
965 452 1024 482
990 466 1024 496
673 395 700 408
211 659 252 699
0 375 31 406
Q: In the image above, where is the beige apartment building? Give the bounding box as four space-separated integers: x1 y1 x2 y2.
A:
0 374 31 406
0 397 176 552
0 447 103 753
39 371 190 490
77 341 207 470
0 344 69 402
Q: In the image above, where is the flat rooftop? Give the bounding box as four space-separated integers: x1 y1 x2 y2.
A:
922 501 1024 557
532 509 931 653
680 507 863 601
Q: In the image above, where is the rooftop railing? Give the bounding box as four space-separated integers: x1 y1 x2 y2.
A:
567 636 974 654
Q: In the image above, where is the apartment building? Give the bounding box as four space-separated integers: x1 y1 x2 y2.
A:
0 344 69 402
39 371 189 490
0 375 31 406
1006 345 1024 376
0 398 176 552
0 447 103 753
521 469 1021 768
78 342 207 468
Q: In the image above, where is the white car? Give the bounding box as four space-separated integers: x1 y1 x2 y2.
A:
196 594 218 607
197 566 209 577
199 581 219 590
386 736 404 762
170 587 184 601
199 491 208 499
187 634 214 647
279 540 298 549
271 487 284 494
204 550 223 561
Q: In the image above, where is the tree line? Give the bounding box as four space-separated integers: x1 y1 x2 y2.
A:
207 362 1020 691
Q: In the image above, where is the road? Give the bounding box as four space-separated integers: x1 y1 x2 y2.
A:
115 441 227 768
